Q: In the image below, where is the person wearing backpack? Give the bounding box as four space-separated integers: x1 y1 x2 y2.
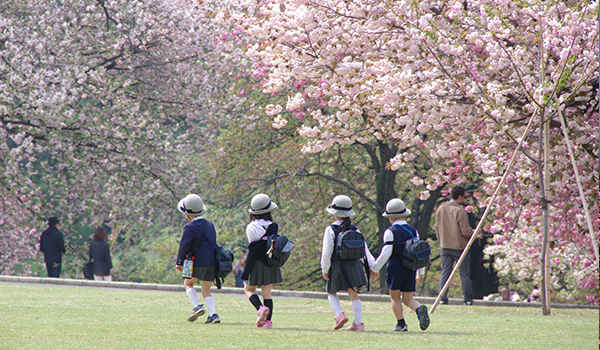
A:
241 193 282 329
321 195 375 332
370 198 430 332
174 194 220 324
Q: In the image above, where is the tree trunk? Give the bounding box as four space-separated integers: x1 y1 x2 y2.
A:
373 141 398 291
410 186 443 239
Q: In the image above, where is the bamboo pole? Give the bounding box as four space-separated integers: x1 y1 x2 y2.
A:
430 109 538 314
555 96 600 264
540 107 551 315
537 13 552 315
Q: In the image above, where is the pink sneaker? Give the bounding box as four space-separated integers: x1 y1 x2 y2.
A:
347 322 365 331
261 320 273 329
256 305 270 327
333 312 348 330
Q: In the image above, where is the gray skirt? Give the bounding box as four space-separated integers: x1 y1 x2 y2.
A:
192 265 215 282
326 259 367 293
247 260 282 287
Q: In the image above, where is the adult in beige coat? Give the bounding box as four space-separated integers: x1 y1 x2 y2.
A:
435 186 474 305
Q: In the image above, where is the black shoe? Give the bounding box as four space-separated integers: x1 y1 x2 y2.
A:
440 300 449 305
463 301 473 306
417 305 430 331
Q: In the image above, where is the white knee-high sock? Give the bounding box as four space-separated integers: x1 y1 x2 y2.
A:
205 296 216 315
352 299 362 324
328 294 343 315
186 288 200 307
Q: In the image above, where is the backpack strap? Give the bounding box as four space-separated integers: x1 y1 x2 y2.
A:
398 224 415 237
263 222 279 238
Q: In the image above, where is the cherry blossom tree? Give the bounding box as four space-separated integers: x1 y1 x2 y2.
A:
0 0 248 274
240 0 598 302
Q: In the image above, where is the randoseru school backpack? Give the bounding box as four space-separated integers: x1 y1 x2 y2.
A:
197 220 234 289
265 223 294 267
216 247 234 279
402 235 431 270
335 229 366 260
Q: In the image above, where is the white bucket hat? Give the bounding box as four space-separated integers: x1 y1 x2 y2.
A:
325 195 355 217
382 198 411 218
177 194 206 216
248 193 277 215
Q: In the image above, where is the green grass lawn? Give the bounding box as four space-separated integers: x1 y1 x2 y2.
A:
0 283 597 350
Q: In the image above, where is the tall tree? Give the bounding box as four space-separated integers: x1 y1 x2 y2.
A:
240 0 599 302
0 0 248 273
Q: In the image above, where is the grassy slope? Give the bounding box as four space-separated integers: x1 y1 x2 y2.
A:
0 283 597 350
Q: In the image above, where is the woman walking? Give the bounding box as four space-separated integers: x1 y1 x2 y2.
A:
89 227 113 281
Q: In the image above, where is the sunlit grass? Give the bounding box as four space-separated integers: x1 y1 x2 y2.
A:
0 283 597 349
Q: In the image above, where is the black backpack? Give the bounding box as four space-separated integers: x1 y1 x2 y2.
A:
402 232 431 270
264 223 294 267
334 228 365 260
195 220 234 289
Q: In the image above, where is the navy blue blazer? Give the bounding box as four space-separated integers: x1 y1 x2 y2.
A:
176 218 216 267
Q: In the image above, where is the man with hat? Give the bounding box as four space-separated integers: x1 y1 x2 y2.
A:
40 217 66 278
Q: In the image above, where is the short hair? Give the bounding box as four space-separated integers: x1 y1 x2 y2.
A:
451 186 466 200
250 212 273 222
93 227 108 241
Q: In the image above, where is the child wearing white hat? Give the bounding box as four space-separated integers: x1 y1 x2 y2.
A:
370 198 430 332
241 193 282 329
321 195 375 331
175 194 220 324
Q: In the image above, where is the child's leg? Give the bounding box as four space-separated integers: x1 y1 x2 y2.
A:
201 280 216 315
184 277 200 306
390 289 404 320
245 284 262 310
327 293 343 315
390 289 408 330
401 291 420 311
262 284 273 321
347 288 362 324
404 291 430 330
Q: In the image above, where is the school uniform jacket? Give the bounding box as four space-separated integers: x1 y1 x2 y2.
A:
176 217 216 268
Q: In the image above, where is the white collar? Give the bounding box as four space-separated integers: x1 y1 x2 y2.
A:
392 220 408 226
191 216 204 222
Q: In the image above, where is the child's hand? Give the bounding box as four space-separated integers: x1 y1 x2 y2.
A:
322 273 329 280
370 270 378 280
175 265 183 272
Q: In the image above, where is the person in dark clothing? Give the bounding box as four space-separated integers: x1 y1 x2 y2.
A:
89 227 113 281
40 217 66 278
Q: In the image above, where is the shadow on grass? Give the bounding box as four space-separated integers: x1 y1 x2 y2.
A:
206 322 469 336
